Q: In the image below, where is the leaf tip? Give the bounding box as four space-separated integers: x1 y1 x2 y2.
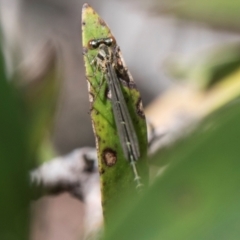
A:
82 3 90 10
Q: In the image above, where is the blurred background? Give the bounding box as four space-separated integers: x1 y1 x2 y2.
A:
1 0 240 239
2 0 240 154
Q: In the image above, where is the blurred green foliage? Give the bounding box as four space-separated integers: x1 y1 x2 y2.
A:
156 0 240 31
0 49 30 239
0 37 59 239
104 98 240 240
15 44 59 163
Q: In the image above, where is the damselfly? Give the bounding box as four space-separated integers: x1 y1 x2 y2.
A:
88 37 143 189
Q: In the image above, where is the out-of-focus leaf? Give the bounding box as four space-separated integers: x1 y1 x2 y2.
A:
153 0 240 31
15 42 60 163
104 97 240 239
168 44 240 89
0 48 30 239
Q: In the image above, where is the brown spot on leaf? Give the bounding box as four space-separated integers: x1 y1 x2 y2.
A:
114 46 137 89
98 17 106 26
99 168 105 175
102 148 117 167
136 97 145 119
102 182 107 187
96 135 101 143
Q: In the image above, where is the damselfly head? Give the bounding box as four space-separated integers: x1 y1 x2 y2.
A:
88 37 116 49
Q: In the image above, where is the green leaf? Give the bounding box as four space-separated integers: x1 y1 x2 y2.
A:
82 3 148 220
0 45 30 239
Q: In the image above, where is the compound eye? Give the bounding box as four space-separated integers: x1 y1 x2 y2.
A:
88 40 99 49
111 36 116 45
105 37 116 46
